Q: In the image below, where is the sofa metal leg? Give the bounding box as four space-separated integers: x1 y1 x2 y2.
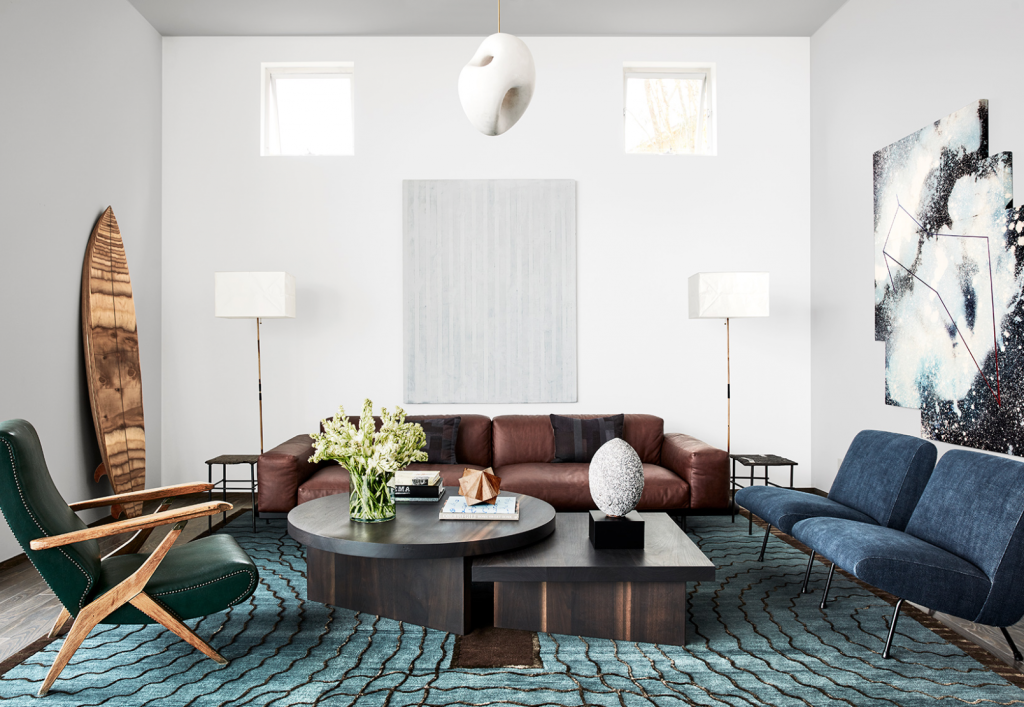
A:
819 563 836 610
757 525 771 563
801 551 816 593
1001 627 1023 662
882 598 904 659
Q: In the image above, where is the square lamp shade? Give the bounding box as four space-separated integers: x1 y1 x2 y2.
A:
688 272 769 319
215 272 296 319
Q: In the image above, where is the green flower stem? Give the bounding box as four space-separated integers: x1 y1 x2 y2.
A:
349 469 396 523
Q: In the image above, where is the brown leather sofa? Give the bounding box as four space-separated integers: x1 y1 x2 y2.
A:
257 413 729 515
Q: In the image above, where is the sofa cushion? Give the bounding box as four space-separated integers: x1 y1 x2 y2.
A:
493 414 664 466
411 415 491 468
495 463 689 512
903 449 1024 626
793 518 991 622
297 462 488 505
828 430 937 530
551 414 624 463
417 417 460 464
735 486 877 534
332 414 492 467
623 415 665 464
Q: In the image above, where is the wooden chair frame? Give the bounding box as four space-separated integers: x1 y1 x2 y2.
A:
29 482 232 696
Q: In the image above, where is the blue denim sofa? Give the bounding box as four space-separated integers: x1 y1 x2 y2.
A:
793 449 1024 660
735 430 937 573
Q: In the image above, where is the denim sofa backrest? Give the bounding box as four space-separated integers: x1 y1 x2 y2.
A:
827 430 937 530
905 449 1024 626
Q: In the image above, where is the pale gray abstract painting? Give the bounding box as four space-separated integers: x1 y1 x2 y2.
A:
403 180 577 403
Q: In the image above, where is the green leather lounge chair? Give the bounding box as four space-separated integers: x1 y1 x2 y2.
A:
0 419 259 696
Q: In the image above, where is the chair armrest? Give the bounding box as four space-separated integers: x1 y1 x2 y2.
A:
30 501 231 550
68 482 216 511
258 434 328 513
661 433 729 510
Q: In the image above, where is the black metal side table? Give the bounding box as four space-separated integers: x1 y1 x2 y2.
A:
206 454 260 531
730 454 798 534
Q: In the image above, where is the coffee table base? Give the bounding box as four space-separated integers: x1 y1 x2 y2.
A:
307 548 472 635
493 580 688 645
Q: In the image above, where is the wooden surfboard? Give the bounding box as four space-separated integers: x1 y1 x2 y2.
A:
82 207 145 518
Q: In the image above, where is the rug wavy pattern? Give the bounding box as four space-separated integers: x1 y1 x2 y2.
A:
0 514 1022 706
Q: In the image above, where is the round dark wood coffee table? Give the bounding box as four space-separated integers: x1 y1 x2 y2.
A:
288 493 556 634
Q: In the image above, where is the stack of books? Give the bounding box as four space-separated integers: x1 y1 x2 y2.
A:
389 470 446 503
439 495 520 520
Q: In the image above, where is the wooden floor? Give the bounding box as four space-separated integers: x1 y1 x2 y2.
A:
0 494 1020 676
0 492 252 665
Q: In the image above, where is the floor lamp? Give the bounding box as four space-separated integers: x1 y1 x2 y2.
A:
215 272 296 453
687 272 769 456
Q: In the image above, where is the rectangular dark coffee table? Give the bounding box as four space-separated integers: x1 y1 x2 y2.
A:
472 512 714 645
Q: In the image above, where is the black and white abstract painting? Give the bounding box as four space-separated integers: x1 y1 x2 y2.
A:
874 99 1024 455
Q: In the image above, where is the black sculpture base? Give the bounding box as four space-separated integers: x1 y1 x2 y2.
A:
589 510 645 549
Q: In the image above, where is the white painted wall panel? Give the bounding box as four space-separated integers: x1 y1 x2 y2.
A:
162 36 811 488
0 0 162 561
810 0 1024 489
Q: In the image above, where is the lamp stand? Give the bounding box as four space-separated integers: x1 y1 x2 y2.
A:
726 317 731 457
256 317 264 454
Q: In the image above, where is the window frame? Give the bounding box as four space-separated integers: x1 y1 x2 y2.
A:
623 63 717 157
260 61 355 157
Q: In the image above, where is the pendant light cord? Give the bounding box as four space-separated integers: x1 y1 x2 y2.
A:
498 0 501 32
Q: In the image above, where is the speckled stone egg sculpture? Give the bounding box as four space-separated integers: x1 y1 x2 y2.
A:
589 438 644 517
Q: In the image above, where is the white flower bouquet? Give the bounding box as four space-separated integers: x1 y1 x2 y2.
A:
309 399 427 522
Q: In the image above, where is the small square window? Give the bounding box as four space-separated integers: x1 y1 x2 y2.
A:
261 63 353 156
624 65 715 155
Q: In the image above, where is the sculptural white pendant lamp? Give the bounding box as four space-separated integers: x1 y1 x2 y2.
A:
458 0 535 136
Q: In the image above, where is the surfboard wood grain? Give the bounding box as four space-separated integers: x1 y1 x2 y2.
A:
81 207 145 518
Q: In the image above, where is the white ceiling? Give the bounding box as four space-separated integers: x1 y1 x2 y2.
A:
127 0 848 37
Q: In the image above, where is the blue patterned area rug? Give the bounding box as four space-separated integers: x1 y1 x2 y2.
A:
1 513 1023 705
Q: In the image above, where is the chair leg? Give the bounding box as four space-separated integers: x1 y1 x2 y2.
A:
130 593 227 664
882 598 904 659
39 522 189 695
38 607 104 696
757 525 772 562
819 563 836 610
801 551 816 593
1001 627 1023 662
47 608 71 639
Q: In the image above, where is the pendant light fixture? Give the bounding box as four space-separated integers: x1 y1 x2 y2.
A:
458 0 536 136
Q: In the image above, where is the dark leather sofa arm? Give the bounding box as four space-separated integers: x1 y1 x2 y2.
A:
661 433 729 510
257 435 327 513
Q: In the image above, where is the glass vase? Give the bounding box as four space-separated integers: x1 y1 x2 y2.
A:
348 468 396 523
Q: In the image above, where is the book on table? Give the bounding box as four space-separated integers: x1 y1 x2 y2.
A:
389 470 441 487
439 495 520 521
396 488 447 504
394 483 443 498
390 471 444 500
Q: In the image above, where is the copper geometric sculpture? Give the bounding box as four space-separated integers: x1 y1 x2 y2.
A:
458 467 501 505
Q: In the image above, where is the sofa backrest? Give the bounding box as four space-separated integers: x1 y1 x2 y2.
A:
905 449 1024 626
492 414 664 466
827 430 936 530
336 414 493 467
406 414 492 467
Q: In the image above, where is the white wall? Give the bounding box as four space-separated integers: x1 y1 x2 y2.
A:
810 0 1024 489
162 37 811 486
0 1 162 560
